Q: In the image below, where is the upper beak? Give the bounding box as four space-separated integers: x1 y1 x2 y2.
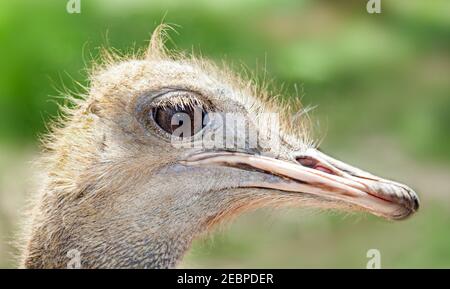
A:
183 149 419 220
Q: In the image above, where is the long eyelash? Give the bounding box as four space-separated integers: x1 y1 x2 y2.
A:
154 93 208 111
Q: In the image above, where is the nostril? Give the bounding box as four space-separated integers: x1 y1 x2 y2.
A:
295 156 334 175
295 156 317 168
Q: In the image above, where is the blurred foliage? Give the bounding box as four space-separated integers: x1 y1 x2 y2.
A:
0 0 449 268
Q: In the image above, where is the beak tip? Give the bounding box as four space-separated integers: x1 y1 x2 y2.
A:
412 194 420 212
391 195 420 221
373 182 420 220
405 186 420 214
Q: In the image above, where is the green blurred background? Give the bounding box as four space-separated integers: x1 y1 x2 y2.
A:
1 0 449 268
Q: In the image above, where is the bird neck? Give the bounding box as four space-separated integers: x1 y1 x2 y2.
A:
22 208 200 268
21 182 207 268
22 161 252 268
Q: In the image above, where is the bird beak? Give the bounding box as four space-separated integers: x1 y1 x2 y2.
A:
183 149 419 220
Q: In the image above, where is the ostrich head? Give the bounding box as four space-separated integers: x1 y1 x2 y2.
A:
22 26 419 268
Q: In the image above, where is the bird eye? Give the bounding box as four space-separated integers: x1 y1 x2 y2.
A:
152 104 207 138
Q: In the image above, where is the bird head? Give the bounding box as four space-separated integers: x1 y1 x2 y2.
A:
24 26 419 268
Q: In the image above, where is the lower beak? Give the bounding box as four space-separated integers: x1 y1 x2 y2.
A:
183 149 419 220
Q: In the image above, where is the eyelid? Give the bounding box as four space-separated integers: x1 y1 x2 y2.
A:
135 88 214 114
152 91 210 112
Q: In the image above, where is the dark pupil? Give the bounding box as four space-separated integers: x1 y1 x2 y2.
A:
153 105 205 137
